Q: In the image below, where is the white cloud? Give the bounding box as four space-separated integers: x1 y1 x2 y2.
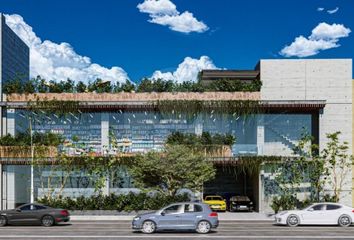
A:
317 7 324 12
327 7 339 14
280 22 351 57
149 11 208 33
137 0 208 33
137 0 177 15
5 14 130 84
151 56 218 83
310 22 350 40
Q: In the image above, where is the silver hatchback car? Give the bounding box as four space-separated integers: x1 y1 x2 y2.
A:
132 202 219 234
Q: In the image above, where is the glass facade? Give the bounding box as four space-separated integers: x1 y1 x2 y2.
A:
1 15 30 92
5 109 314 207
14 109 312 156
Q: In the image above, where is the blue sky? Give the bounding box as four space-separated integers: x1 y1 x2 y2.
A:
1 0 353 83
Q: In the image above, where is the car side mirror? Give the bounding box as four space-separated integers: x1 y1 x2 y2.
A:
308 208 314 211
15 208 21 212
161 212 165 216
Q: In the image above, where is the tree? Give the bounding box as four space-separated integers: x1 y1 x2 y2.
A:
63 79 75 93
3 78 23 94
120 80 135 92
321 131 352 202
34 76 49 93
48 80 63 93
271 133 324 211
136 78 154 92
129 145 216 197
23 80 36 94
76 81 87 93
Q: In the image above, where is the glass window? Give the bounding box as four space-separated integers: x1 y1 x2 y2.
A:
212 196 223 201
34 205 47 210
20 204 35 211
326 204 341 210
163 205 183 215
312 204 326 211
184 204 203 213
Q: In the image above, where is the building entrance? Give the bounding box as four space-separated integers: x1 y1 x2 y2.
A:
203 166 259 211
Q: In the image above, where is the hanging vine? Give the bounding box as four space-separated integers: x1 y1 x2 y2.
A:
156 99 261 117
27 97 81 116
214 155 285 176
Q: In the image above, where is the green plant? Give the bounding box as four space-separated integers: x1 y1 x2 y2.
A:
3 74 262 94
166 131 236 146
37 192 190 211
0 132 63 147
271 195 297 213
129 145 216 197
321 131 352 202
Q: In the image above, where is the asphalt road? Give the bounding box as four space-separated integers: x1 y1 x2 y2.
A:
1 220 354 239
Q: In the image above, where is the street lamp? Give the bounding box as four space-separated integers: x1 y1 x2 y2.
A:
29 115 34 203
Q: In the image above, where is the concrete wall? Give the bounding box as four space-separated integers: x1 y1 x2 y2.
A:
260 59 353 208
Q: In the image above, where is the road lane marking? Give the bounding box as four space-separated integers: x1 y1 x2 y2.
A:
0 236 354 239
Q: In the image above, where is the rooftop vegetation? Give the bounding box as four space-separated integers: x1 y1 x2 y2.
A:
3 75 262 94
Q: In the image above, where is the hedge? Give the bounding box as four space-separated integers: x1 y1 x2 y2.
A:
37 192 190 211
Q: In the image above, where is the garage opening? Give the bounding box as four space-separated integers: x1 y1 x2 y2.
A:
203 166 260 212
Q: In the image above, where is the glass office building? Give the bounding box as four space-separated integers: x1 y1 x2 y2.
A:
2 106 315 209
0 13 30 96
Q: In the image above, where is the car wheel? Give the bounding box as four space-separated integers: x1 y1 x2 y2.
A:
41 215 55 227
196 220 211 234
338 215 352 227
286 214 300 227
0 216 7 227
142 220 156 234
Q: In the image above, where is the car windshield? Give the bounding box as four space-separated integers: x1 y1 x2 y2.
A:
207 196 222 201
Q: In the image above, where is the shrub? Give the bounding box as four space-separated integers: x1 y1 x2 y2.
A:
37 192 190 211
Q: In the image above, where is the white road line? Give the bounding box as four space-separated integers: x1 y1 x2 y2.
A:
0 236 353 239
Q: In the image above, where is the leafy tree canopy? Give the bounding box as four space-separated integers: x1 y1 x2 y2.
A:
129 145 216 197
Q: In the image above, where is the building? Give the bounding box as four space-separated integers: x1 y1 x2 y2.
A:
0 13 29 97
0 58 351 213
0 13 29 138
0 19 351 212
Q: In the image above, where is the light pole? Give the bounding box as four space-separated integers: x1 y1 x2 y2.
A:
29 116 34 203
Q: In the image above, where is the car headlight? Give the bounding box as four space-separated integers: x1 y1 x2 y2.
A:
250 202 253 205
133 216 141 221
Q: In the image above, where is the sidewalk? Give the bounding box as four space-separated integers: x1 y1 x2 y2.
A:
70 212 274 221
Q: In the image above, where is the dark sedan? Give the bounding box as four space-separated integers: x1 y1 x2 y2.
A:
229 196 254 212
0 203 70 227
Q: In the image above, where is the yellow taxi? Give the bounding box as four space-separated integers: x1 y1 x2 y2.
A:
203 195 227 212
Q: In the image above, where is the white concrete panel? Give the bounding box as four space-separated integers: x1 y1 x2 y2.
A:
260 59 353 210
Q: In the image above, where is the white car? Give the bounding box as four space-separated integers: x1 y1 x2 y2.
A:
275 203 354 227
